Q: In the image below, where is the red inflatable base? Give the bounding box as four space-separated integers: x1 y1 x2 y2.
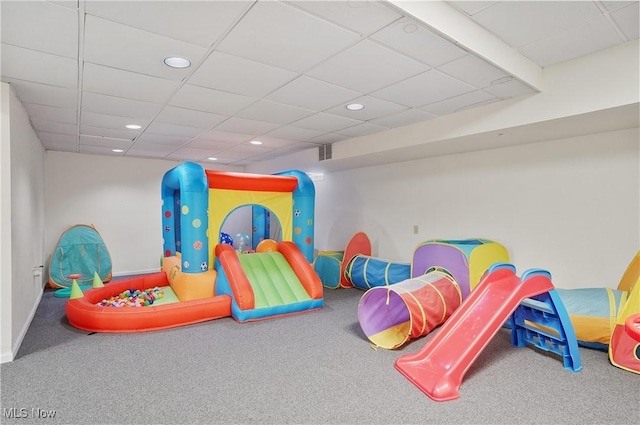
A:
66 272 231 332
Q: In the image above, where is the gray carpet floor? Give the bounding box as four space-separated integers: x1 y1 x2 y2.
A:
1 286 639 425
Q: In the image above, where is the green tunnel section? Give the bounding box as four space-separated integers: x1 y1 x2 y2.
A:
238 252 312 308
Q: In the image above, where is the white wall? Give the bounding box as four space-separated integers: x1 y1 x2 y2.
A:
0 83 13 362
313 128 639 290
44 153 242 276
1 83 46 363
45 153 181 276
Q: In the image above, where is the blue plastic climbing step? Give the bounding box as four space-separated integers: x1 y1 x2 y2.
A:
509 283 582 373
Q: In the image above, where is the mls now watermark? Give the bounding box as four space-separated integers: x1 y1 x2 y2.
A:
3 408 57 419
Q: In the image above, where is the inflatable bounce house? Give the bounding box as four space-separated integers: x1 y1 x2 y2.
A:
49 224 112 297
66 162 323 332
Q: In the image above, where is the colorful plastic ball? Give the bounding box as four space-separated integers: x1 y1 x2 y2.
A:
256 239 278 253
219 232 233 246
233 233 251 252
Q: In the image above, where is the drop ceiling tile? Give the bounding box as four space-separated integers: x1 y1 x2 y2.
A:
24 103 76 124
278 141 323 152
520 16 624 67
1 43 77 88
335 122 389 138
2 79 77 109
309 133 349 144
80 125 138 140
247 150 287 162
216 143 273 158
449 1 500 16
249 135 297 149
235 100 315 125
290 112 362 133
610 2 639 40
420 90 497 116
31 119 77 135
265 126 325 142
145 121 205 139
40 139 76 151
135 133 191 147
202 157 236 165
248 144 314 161
193 129 254 145
83 63 180 103
469 1 602 47
189 51 298 97
164 147 216 162
185 139 236 151
81 111 149 131
81 92 160 120
126 142 177 155
129 140 176 151
437 54 509 89
0 1 77 58
49 1 78 10
371 70 476 108
599 1 636 12
78 145 126 156
289 0 402 35
37 131 76 145
169 84 257 115
79 135 133 149
370 108 435 128
324 95 407 121
370 17 467 67
216 1 360 72
307 39 428 93
83 15 207 80
483 78 536 99
266 76 361 111
155 106 227 129
214 117 280 135
85 1 252 47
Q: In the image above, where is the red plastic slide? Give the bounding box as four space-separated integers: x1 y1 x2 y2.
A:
394 263 554 401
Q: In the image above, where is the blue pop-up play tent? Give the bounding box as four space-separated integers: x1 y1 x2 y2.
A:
48 224 112 289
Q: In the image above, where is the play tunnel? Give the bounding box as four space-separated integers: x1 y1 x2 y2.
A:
345 254 411 290
358 271 462 349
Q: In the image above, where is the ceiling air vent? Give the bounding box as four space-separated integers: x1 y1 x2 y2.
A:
318 143 332 161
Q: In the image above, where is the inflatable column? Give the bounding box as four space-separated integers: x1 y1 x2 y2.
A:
161 162 209 273
275 170 315 263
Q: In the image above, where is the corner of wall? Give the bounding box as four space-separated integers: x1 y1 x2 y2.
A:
0 82 14 361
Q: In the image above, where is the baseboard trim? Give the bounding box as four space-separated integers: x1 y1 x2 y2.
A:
1 288 43 364
0 350 13 363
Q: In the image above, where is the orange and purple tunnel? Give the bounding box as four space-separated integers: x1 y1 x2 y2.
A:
357 272 462 349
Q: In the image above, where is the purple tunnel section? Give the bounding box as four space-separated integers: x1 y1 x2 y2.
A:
412 244 470 298
359 290 409 338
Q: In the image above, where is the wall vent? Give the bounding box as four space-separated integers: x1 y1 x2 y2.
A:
318 143 332 161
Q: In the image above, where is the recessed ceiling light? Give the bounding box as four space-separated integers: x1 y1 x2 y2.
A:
208 157 218 161
346 103 364 111
250 140 263 145
112 149 124 153
403 24 418 33
125 124 141 130
163 56 191 69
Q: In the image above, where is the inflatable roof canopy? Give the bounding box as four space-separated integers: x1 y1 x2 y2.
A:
48 224 112 288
